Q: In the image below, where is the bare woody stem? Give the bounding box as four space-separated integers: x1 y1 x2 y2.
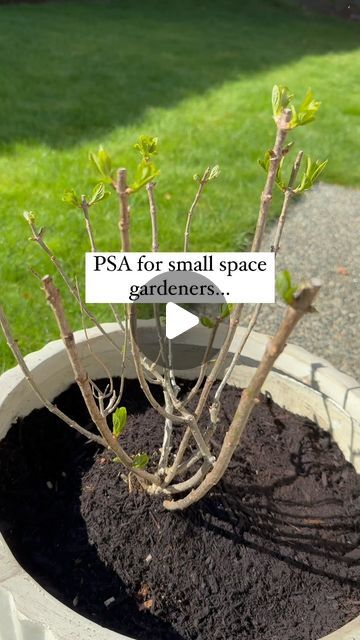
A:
146 182 159 252
26 220 123 353
75 278 126 417
251 108 292 252
182 317 221 408
127 305 186 426
118 171 184 442
184 167 210 251
272 150 303 254
128 305 213 465
117 169 180 449
146 182 180 402
42 275 160 486
81 196 97 252
163 316 221 481
191 110 293 426
210 150 305 418
158 388 173 474
194 303 243 421
0 304 106 447
163 306 243 484
117 168 131 252
164 279 321 510
79 195 126 340
163 304 243 483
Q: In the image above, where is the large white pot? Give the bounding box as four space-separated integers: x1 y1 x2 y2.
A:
0 322 359 640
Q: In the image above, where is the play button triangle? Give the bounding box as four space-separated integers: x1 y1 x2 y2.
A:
165 302 199 340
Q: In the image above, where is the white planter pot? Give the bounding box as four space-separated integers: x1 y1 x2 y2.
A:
0 322 359 640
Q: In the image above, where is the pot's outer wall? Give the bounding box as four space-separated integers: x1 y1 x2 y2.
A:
0 322 359 640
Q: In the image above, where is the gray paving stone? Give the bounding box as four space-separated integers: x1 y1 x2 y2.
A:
242 183 359 380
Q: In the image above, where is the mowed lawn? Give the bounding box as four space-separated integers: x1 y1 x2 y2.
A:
0 0 359 368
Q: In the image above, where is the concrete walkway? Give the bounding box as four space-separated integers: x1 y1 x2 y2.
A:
243 183 359 380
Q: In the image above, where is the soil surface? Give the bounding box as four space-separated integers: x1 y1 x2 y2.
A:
0 379 359 640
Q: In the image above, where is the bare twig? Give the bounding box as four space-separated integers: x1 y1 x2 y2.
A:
75 278 126 417
0 304 105 447
128 305 185 426
162 305 243 484
26 218 124 351
42 275 160 486
79 189 125 332
183 317 221 407
81 195 97 252
164 460 212 494
128 305 214 469
146 182 159 253
184 167 211 251
272 150 303 254
117 168 131 252
210 150 305 422
189 109 293 426
251 109 292 252
194 303 243 421
164 278 321 510
158 388 174 475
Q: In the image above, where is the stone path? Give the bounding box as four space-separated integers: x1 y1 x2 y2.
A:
243 183 359 380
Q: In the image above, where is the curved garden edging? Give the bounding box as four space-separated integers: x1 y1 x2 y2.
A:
0 322 359 640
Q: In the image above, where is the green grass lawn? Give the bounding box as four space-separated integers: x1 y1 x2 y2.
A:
0 0 359 369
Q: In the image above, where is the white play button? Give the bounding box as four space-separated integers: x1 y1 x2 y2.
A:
165 302 199 340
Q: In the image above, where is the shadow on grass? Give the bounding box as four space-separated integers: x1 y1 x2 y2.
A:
0 0 359 149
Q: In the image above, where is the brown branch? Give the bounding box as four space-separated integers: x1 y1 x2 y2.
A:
272 150 303 254
191 109 293 427
42 275 160 486
183 316 221 407
165 460 212 494
0 305 105 447
184 167 210 251
251 108 292 252
194 303 244 421
163 303 244 485
81 195 97 252
211 150 305 420
164 278 321 510
128 305 186 426
26 218 123 352
146 182 159 252
117 168 131 252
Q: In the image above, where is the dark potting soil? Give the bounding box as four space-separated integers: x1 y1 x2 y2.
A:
0 379 359 640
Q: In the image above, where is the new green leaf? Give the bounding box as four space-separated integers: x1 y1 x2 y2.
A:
88 182 110 206
130 159 159 192
276 270 297 305
272 85 321 129
208 165 221 181
200 316 216 329
62 189 81 208
132 453 150 469
89 147 113 183
272 85 293 119
289 88 321 129
134 135 158 160
23 211 36 224
112 407 127 438
294 157 328 193
220 303 233 319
